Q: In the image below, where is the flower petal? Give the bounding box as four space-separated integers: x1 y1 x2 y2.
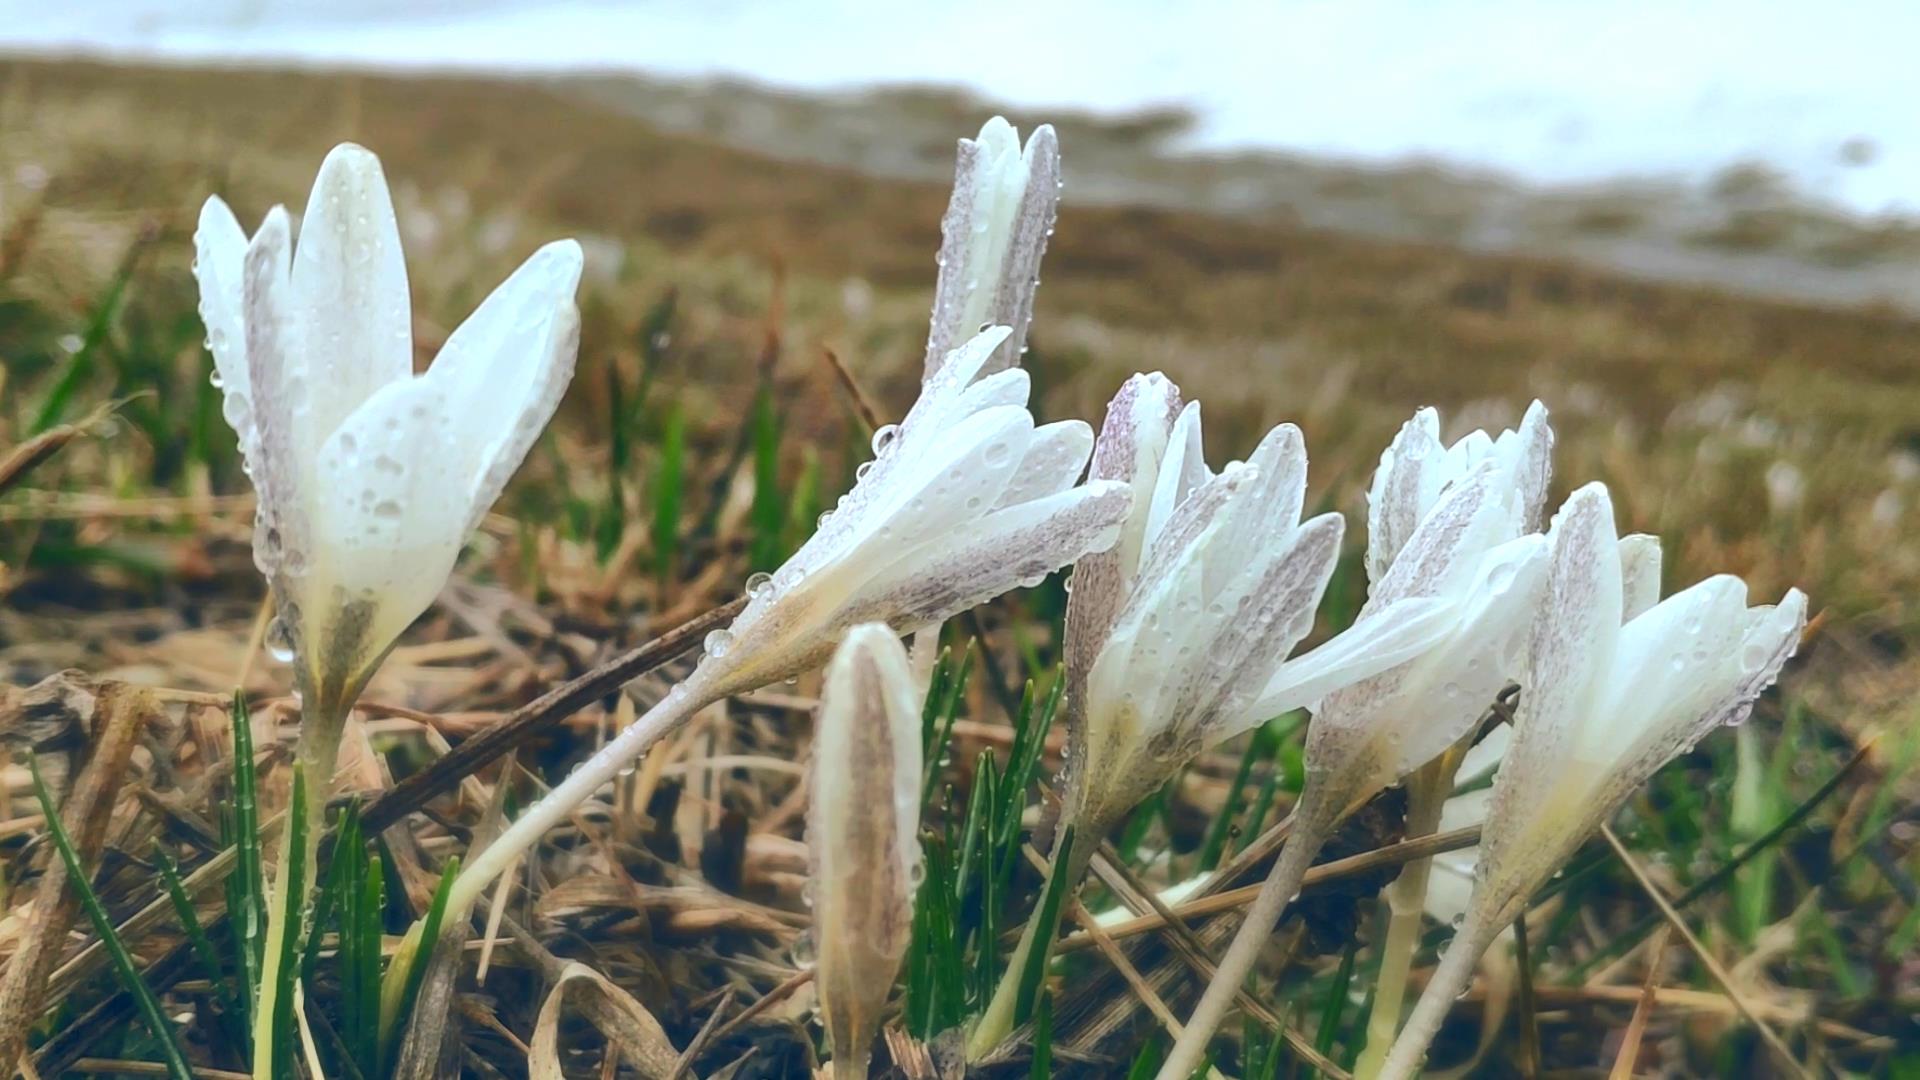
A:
289 144 414 441
1476 482 1620 903
1251 594 1461 718
1619 532 1663 621
1368 457 1520 608
423 238 583 531
841 480 1131 635
241 206 312 581
924 119 1060 380
1365 408 1444 583
1144 399 1209 551
194 197 251 406
993 419 1093 511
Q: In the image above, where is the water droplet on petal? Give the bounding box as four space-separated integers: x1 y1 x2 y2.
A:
265 616 296 664
870 424 900 456
704 629 734 659
745 571 773 599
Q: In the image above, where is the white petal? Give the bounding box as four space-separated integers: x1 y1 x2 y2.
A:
1145 399 1209 551
309 376 472 654
1365 408 1443 583
1509 400 1554 532
423 238 583 531
289 144 414 441
1586 575 1752 765
1477 483 1620 897
1067 374 1183 711
1368 458 1520 608
923 119 1059 379
1204 424 1306 597
1619 533 1663 621
241 206 312 581
953 367 1031 418
903 325 1012 436
840 480 1131 634
1252 595 1461 718
194 197 251 407
1200 511 1346 742
993 419 1093 511
811 624 922 1067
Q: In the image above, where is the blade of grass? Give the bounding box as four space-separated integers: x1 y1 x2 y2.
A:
155 852 247 1050
1012 826 1075 1028
28 757 196 1080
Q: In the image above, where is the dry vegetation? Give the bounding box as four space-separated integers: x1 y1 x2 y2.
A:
1 58 1917 1077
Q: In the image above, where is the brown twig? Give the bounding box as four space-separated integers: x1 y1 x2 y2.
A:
1056 825 1483 952
1601 825 1811 1080
820 345 883 434
1608 925 1673 1080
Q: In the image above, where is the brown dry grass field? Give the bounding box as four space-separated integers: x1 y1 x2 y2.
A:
1 57 1917 1078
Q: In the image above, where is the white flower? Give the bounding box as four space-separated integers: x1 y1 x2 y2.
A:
697 325 1130 700
1158 403 1554 1080
809 625 924 1080
1422 530 1660 929
924 117 1060 381
1063 372 1346 832
1270 406 1552 803
195 143 581 716
972 372 1345 1059
452 325 1128 919
1378 482 1807 1080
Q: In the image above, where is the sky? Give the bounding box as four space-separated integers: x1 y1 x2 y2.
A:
3 0 1914 217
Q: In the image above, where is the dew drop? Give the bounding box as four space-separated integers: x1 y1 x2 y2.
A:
745 571 773 599
265 616 296 664
870 424 900 456
983 441 1012 467
704 629 734 659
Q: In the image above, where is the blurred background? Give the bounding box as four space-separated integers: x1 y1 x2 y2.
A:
2 3 1917 1075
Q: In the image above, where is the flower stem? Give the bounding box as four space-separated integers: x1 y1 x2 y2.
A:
1154 787 1339 1080
445 677 714 921
1353 757 1455 1080
1375 913 1495 1080
252 694 346 1080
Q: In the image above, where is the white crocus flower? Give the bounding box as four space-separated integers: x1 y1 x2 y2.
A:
924 116 1060 380
1378 483 1807 1080
195 142 580 800
1161 404 1554 1080
810 625 924 1080
972 372 1346 1058
195 143 581 1080
451 325 1130 918
1424 528 1667 929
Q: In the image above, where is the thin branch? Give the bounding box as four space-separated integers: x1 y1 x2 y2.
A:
1601 825 1811 1080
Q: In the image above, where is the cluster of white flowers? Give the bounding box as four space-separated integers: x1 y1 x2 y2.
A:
196 119 1807 1080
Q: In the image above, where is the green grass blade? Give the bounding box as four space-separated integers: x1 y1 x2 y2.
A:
1012 826 1075 1028
155 851 247 1049
386 856 460 1076
1313 937 1360 1074
28 757 196 1080
1197 733 1264 874
1028 990 1053 1079
229 691 266 975
267 764 309 1080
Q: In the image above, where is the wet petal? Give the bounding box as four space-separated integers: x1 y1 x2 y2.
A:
289 144 414 441
424 239 583 530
